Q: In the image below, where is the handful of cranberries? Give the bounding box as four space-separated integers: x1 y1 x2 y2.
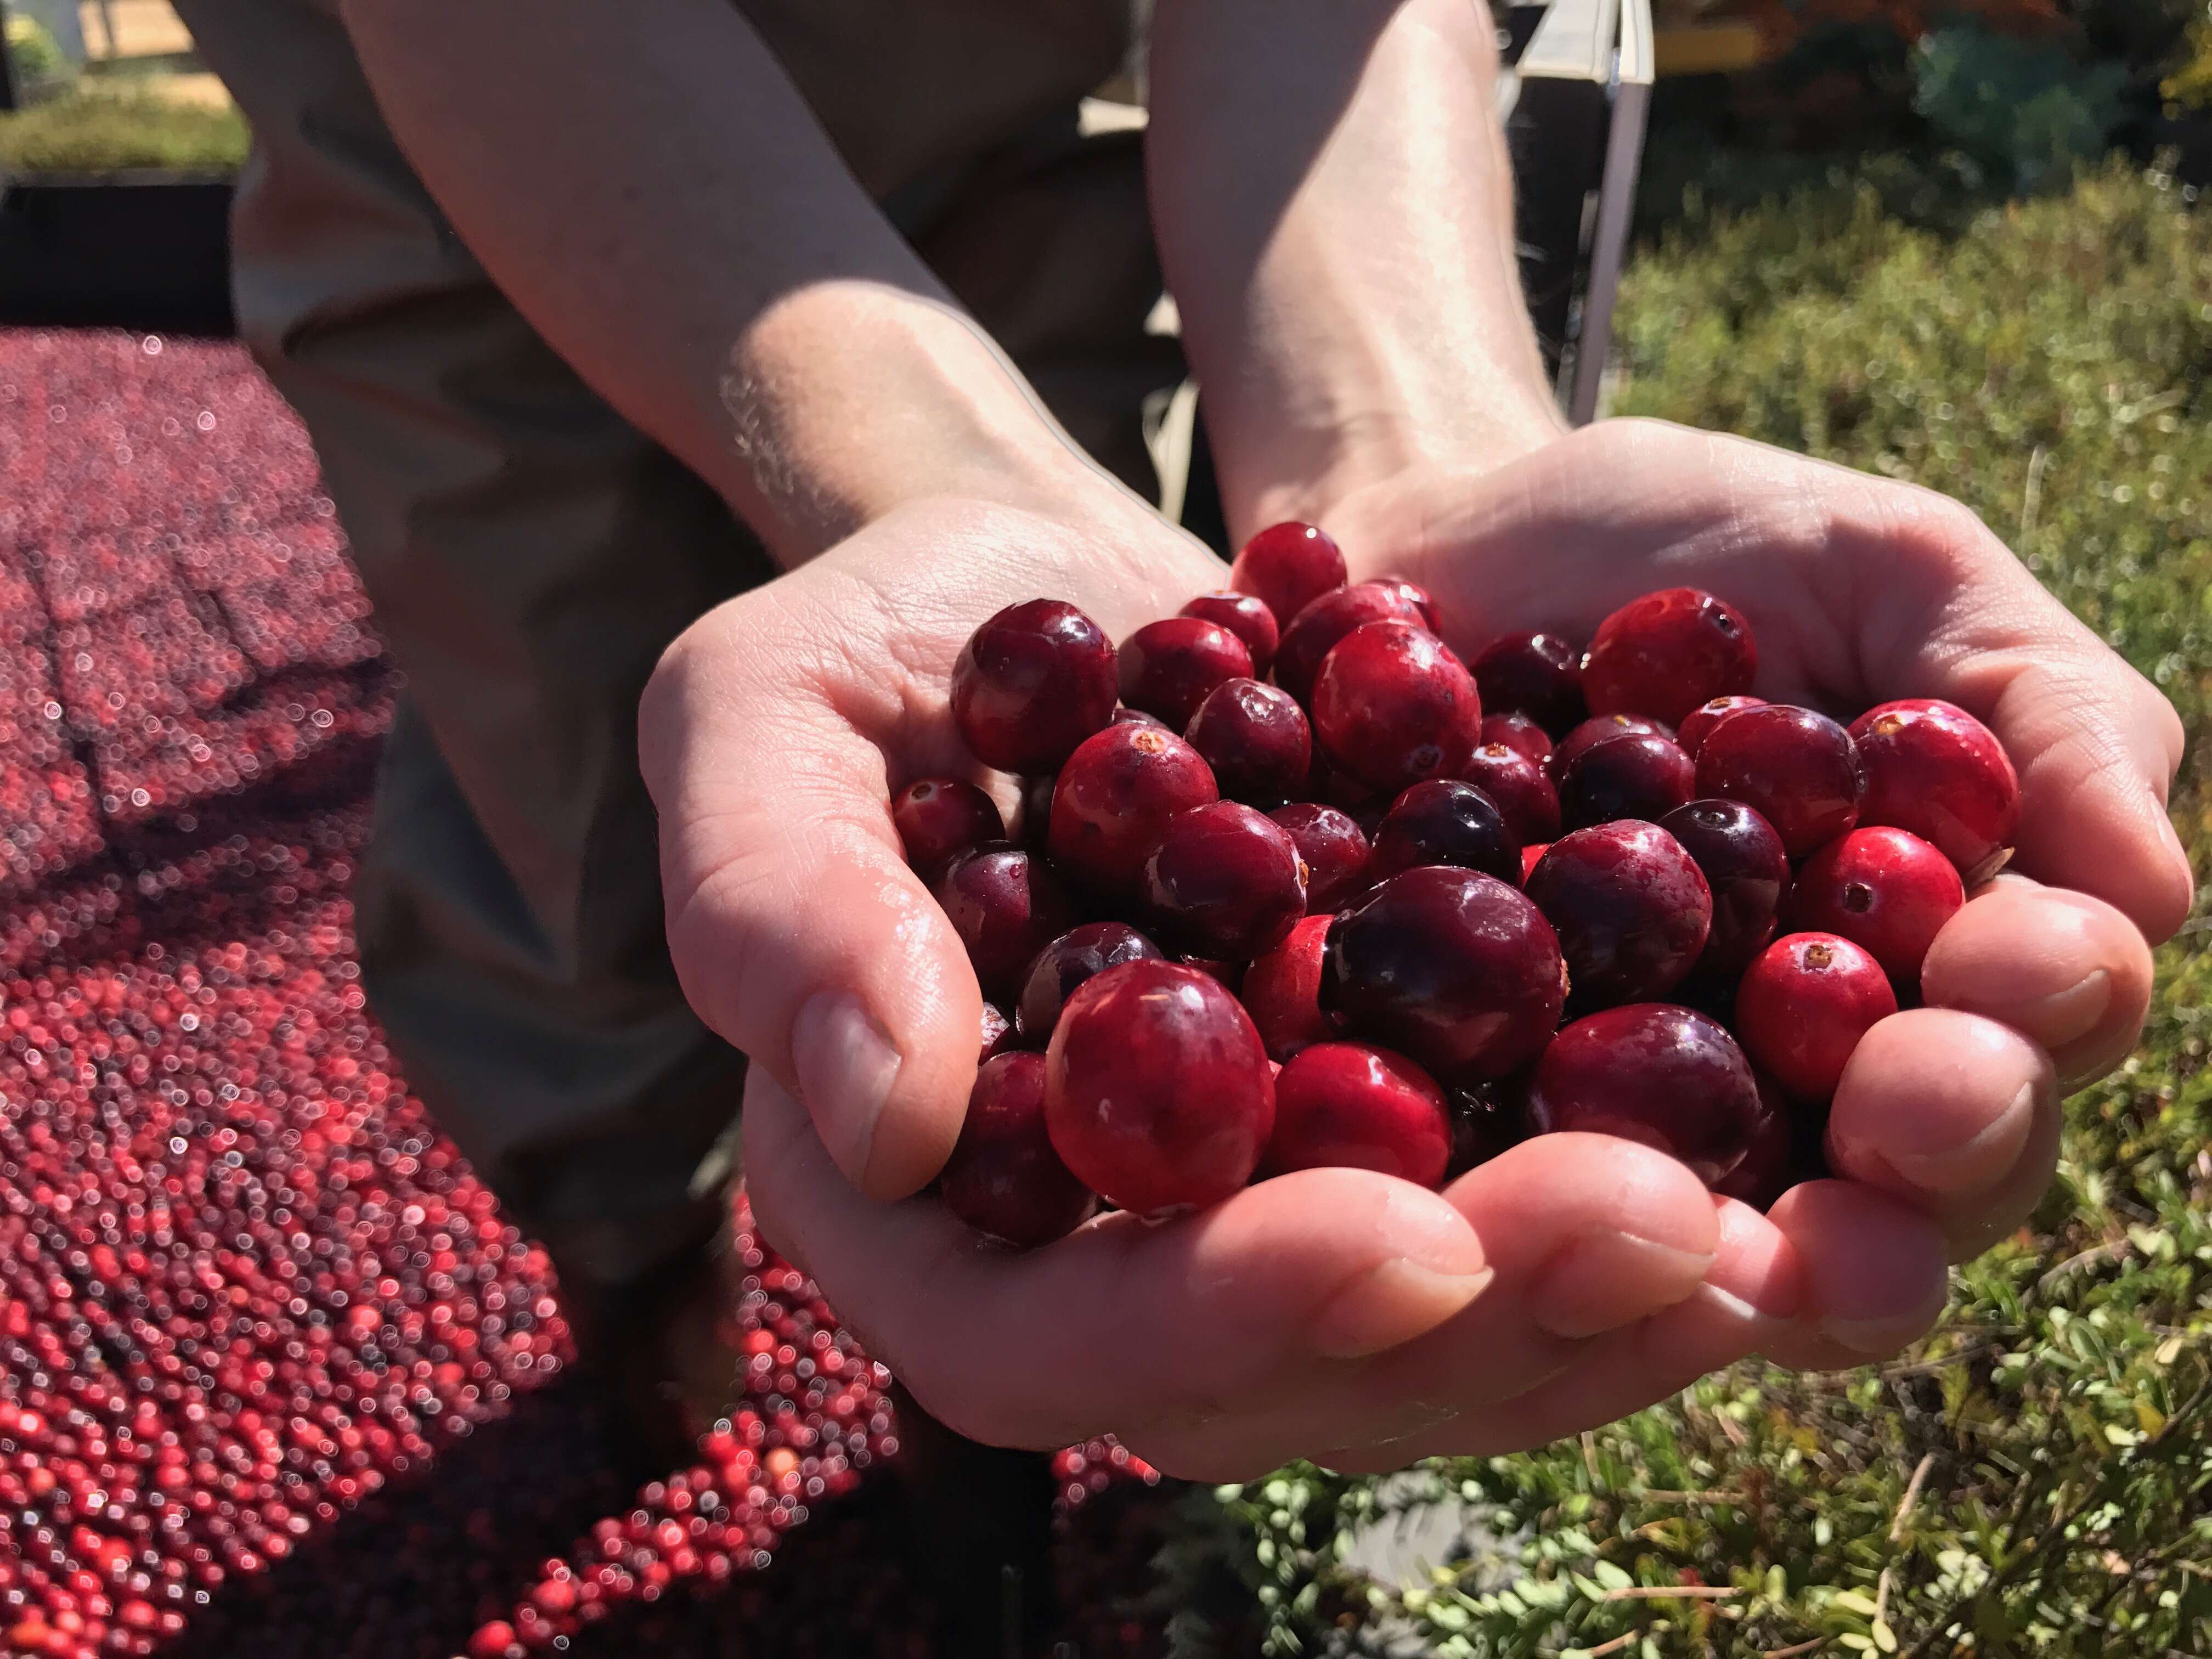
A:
889 523 2019 1246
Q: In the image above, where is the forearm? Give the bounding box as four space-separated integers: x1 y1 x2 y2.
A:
1147 0 1564 540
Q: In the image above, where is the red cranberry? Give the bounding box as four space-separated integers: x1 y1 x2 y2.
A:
1271 582 1427 705
1581 587 1758 727
1240 915 1338 1060
933 843 1076 1000
1048 723 1219 893
1520 842 1549 882
1695 704 1864 859
1848 698 2021 881
1229 521 1347 628
1656 799 1791 975
1260 1043 1452 1187
1459 744 1561 844
1371 578 1441 633
1117 617 1254 730
1322 867 1567 1082
890 778 1005 880
1184 679 1312 805
1014 922 1165 1045
1266 803 1372 913
1525 1005 1762 1186
1525 822 1712 1010
1181 591 1281 674
1787 827 1964 986
1311 621 1482 794
1735 933 1897 1101
979 1002 1016 1060
951 599 1118 770
1043 961 1275 1215
1471 630 1585 735
941 1053 1098 1248
1548 713 1675 783
470 1622 520 1659
1709 1079 1796 1210
1556 732 1696 830
1480 711 1554 767
1365 780 1521 888
1677 695 1767 758
1142 802 1307 960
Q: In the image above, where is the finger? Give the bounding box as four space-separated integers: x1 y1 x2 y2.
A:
1752 1180 1950 1369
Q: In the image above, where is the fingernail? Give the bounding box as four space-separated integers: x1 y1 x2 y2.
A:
2011 967 2113 1049
1311 1260 1495 1360
1530 1231 1716 1340
791 990 902 1187
1820 1312 1932 1356
1882 1079 2039 1197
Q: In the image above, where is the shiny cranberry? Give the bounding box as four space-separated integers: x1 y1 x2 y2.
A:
1548 713 1675 782
1240 915 1338 1060
1556 732 1696 830
1260 1044 1452 1187
1656 799 1790 975
1267 803 1372 913
1525 822 1711 1010
1581 587 1758 727
1372 577 1441 633
890 778 1005 880
1480 711 1554 766
1180 591 1281 674
1048 723 1220 893
1459 743 1561 844
1848 698 2021 881
1044 961 1275 1215
1525 1005 1762 1186
1322 867 1567 1082
1695 704 1864 858
1709 1079 1796 1210
933 843 1076 1000
951 599 1119 770
470 1622 520 1659
1365 780 1521 887
1014 922 1165 1045
1271 581 1428 705
979 1002 1017 1060
1787 827 1964 986
1184 678 1312 804
941 1053 1098 1248
1471 630 1585 735
1230 521 1348 627
1735 933 1897 1101
1311 621 1483 793
1677 695 1767 758
1118 617 1254 730
1142 802 1307 959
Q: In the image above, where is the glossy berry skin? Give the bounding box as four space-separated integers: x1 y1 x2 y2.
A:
1181 590 1281 674
1118 616 1255 730
1471 630 1586 735
1525 1005 1763 1187
1044 960 1276 1216
1480 710 1554 766
1322 866 1568 1083
1581 587 1758 727
1556 731 1696 830
1372 577 1441 634
891 777 1006 880
1525 822 1712 1011
1230 520 1348 628
1272 581 1428 705
1260 1043 1452 1187
1048 722 1219 893
1142 801 1308 960
1185 678 1313 805
1710 1079 1796 1210
1268 802 1372 913
1848 698 2021 880
1365 778 1521 887
1459 743 1561 844
1788 826 1965 986
941 1053 1098 1247
934 843 1076 1000
1311 620 1483 794
980 1001 1017 1060
1242 915 1338 1060
1014 922 1165 1046
1677 695 1767 758
1548 712 1674 783
1656 799 1791 975
951 599 1119 771
1695 704 1864 859
1736 933 1898 1101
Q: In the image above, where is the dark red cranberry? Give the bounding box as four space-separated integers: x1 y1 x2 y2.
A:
934 843 1076 1000
1459 743 1561 844
1271 582 1428 704
1548 713 1675 783
1372 577 1441 633
1480 711 1554 766
1267 803 1372 913
1365 780 1521 887
1111 706 1169 728
1787 827 1964 986
1848 698 2021 881
1241 915 1338 1060
1117 617 1254 730
1471 630 1585 735
1581 587 1758 727
890 778 1005 880
1184 678 1312 804
1656 799 1790 975
1321 867 1567 1082
1018 770 1057 849
1043 961 1276 1215
979 1002 1017 1060
1014 923 1165 1046
1230 521 1348 628
1048 723 1219 893
1695 704 1864 859
951 599 1118 770
1181 591 1282 675
1709 1079 1795 1210
1525 822 1711 1010
1524 1005 1762 1187
1677 695 1767 758
1311 621 1483 794
1735 933 1897 1101
1260 1043 1452 1187
1556 731 1696 830
1142 802 1307 960
941 1053 1098 1247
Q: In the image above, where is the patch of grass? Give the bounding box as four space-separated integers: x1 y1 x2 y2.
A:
0 91 248 177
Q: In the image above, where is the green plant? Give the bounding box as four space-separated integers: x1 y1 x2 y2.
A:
1914 23 2131 188
0 91 249 175
3 14 71 91
2165 12 2212 110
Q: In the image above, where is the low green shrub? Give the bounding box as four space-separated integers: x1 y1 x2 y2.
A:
0 90 248 176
